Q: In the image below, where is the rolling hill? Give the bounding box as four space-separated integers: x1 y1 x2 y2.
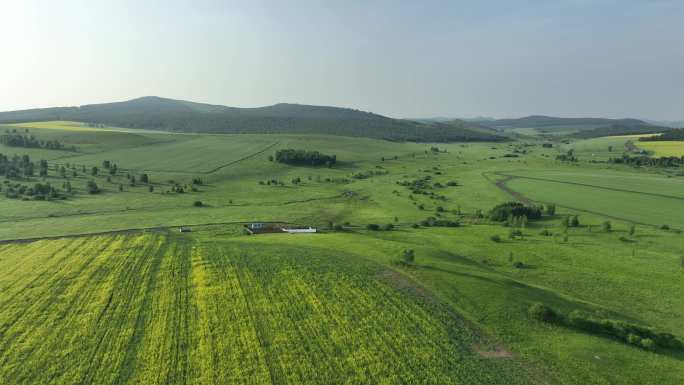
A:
0 96 506 143
485 115 669 137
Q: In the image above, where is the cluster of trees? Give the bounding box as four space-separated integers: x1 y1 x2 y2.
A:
0 153 35 179
562 215 581 228
397 176 433 194
366 223 395 231
638 128 684 141
101 160 119 175
273 149 337 167
350 169 388 179
489 202 542 222
417 216 460 228
609 154 683 168
556 149 577 162
0 134 75 151
528 303 681 351
2 181 64 200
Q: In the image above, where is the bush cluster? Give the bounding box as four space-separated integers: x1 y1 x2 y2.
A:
527 303 682 351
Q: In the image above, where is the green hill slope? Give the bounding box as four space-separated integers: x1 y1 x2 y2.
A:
0 97 506 143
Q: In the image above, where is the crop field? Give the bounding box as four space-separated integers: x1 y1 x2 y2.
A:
0 232 534 385
637 140 684 156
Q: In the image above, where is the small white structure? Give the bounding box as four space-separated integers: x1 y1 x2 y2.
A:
179 226 192 233
249 223 265 230
282 227 317 234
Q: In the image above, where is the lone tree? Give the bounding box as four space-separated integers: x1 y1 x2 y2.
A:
602 221 612 232
402 249 415 265
570 215 580 227
629 224 636 236
86 180 100 194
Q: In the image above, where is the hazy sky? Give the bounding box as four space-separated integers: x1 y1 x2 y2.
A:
1 0 683 119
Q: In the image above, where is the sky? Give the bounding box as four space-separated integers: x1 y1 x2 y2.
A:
1 0 683 120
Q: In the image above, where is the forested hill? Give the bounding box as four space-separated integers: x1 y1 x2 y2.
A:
486 115 669 136
0 96 506 142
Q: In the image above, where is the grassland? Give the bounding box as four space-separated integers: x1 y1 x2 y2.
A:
0 122 682 384
500 169 684 227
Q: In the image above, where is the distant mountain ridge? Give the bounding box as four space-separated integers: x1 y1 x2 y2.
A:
483 115 670 137
0 96 506 143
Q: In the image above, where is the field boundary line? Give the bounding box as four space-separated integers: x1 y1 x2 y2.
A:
486 171 672 228
496 172 684 201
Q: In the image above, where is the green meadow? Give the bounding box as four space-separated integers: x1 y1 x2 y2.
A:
0 122 682 384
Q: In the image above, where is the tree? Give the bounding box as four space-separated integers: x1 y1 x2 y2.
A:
86 180 100 194
91 166 98 176
545 204 556 216
629 224 636 236
118 184 124 192
562 216 570 228
193 200 203 207
140 173 149 183
366 224 380 231
148 185 154 193
402 249 415 265
602 221 612 232
570 215 580 227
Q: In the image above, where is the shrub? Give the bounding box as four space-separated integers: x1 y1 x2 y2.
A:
539 229 552 236
402 249 415 265
508 229 523 239
193 200 203 207
640 338 656 351
366 224 380 231
411 223 420 229
490 234 501 242
382 223 394 231
660 224 670 230
627 333 641 345
512 261 525 269
333 224 344 231
528 303 557 322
